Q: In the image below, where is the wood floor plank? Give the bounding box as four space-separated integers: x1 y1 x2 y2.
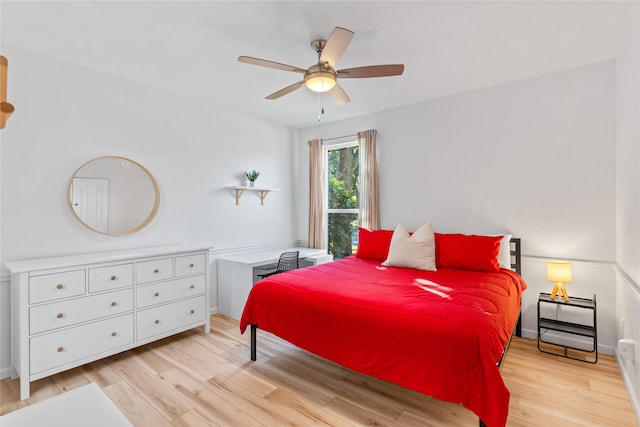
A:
0 377 28 415
212 367 278 398
207 375 304 426
204 375 302 426
102 381 175 427
343 370 433 414
159 367 265 426
171 408 218 427
48 365 91 394
263 386 352 426
110 352 194 420
153 341 221 382
248 357 336 405
266 352 406 421
130 344 176 376
323 395 397 426
80 357 126 388
394 406 478 427
1 315 637 427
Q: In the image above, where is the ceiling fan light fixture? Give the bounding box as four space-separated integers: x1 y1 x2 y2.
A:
305 71 336 93
238 27 403 105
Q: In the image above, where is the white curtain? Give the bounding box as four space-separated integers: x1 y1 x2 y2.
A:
358 129 380 230
308 138 325 248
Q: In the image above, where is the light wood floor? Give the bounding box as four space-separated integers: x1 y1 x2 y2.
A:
1 314 637 426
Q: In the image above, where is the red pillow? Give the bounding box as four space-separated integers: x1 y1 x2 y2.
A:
434 233 502 272
356 228 394 261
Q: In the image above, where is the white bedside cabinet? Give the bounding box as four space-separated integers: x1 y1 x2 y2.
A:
6 244 211 400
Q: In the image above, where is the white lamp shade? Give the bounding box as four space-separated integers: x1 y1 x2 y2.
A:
547 261 572 283
305 73 336 92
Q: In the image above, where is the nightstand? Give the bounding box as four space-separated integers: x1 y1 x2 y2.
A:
537 292 597 363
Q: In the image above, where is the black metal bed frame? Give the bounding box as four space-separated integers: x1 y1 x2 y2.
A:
249 237 523 427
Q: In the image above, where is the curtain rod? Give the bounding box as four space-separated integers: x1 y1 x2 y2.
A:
323 134 357 142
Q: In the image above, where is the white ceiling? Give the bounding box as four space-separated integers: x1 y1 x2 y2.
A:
1 1 636 128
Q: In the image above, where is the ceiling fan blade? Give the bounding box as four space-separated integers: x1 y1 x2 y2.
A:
265 80 306 100
319 27 354 67
337 64 405 78
238 56 306 74
328 83 350 106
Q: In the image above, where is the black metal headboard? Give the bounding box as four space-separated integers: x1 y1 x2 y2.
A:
509 237 521 275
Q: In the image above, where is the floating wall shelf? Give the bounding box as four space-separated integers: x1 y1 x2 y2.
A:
227 186 280 206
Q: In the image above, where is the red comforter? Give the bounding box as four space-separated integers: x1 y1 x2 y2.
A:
240 256 526 427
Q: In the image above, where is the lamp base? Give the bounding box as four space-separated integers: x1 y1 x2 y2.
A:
550 283 570 302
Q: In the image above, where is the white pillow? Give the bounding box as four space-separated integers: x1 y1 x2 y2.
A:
382 223 436 271
496 234 513 269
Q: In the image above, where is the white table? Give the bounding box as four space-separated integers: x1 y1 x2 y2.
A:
217 247 332 320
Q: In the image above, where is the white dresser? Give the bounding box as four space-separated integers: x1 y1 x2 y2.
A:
6 244 211 400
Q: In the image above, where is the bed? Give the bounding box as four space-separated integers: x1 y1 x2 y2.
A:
240 229 526 427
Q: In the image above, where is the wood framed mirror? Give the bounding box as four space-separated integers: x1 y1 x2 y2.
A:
68 156 160 235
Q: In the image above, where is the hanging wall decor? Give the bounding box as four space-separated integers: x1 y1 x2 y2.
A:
1 55 16 129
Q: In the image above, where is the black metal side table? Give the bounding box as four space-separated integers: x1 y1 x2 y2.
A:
537 292 597 363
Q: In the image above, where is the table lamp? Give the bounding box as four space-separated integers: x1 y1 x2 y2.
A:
547 261 572 302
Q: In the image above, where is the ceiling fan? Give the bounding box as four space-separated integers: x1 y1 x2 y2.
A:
238 27 404 106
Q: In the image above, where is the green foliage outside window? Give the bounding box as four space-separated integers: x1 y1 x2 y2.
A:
327 145 359 260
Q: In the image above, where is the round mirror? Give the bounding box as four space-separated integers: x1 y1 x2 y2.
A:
68 156 160 236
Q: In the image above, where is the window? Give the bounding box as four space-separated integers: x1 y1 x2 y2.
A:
326 141 359 260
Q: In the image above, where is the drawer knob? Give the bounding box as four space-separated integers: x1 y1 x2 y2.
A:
56 313 64 319
189 263 195 268
111 332 117 337
154 268 159 273
190 309 195 314
111 276 117 281
57 347 64 352
56 284 64 290
190 285 195 289
111 302 117 307
154 292 160 297
154 320 160 324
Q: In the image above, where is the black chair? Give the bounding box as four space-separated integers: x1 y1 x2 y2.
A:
257 251 299 279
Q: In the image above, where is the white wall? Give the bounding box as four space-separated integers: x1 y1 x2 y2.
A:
615 2 640 418
296 60 618 352
297 62 616 261
0 46 297 377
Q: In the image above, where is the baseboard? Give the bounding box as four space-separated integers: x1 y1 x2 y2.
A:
616 350 640 423
0 366 15 380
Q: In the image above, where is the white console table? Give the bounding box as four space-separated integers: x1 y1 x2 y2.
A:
217 247 332 320
6 244 211 400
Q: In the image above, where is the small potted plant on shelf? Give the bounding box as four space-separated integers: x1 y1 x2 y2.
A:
245 169 260 187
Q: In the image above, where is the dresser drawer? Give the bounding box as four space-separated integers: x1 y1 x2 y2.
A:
136 258 173 284
29 270 86 304
88 264 133 293
175 253 206 277
136 296 206 341
136 275 205 309
30 289 134 335
30 314 134 375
